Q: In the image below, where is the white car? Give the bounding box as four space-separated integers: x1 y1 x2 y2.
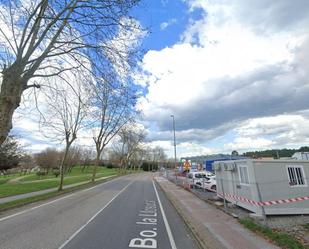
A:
203 176 216 191
193 176 216 191
202 171 215 177
187 172 213 188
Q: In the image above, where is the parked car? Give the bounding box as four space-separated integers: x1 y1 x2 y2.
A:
187 172 209 188
193 175 216 191
203 176 216 191
202 170 215 177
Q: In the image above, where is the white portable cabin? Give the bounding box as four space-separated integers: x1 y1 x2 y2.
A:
292 152 309 160
214 160 309 215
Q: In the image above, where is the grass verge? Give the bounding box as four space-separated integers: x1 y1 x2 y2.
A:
0 175 117 212
240 218 305 249
0 167 118 198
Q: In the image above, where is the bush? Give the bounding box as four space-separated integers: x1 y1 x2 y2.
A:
98 160 105 167
53 170 60 177
106 163 114 169
142 162 158 172
36 171 47 177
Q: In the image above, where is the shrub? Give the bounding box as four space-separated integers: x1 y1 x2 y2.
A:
36 171 47 177
53 170 60 177
106 163 114 169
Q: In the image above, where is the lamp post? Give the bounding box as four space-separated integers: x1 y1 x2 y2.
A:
170 115 177 180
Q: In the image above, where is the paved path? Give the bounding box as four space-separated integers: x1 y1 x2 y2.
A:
0 175 115 204
155 176 280 249
7 175 28 184
0 173 198 249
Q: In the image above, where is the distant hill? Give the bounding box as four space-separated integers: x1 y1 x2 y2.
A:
242 146 309 158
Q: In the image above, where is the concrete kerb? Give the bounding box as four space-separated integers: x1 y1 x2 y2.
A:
155 178 225 249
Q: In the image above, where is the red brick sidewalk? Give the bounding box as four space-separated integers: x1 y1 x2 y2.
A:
155 176 279 249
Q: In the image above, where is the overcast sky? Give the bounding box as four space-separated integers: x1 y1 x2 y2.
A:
9 0 309 158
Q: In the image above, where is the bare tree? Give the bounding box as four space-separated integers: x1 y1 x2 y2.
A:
0 0 143 145
139 145 168 171
150 146 167 164
40 75 88 191
35 148 61 173
90 77 138 182
19 154 35 175
64 146 83 173
79 147 96 172
113 124 146 173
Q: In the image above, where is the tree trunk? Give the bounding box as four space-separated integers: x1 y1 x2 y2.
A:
92 153 101 183
0 67 25 145
58 146 70 191
130 164 133 173
81 164 86 172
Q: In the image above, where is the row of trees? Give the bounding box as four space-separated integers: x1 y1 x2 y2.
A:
0 135 169 176
243 147 309 158
0 1 146 190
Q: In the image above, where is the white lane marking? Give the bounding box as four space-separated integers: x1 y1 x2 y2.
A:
152 181 177 249
0 177 120 222
58 180 134 249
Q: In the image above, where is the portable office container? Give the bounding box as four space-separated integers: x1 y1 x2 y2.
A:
214 160 309 215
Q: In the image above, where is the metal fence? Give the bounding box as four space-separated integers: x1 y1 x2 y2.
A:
161 170 217 201
160 170 309 218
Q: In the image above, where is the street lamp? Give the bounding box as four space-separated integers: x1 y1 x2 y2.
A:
170 115 177 180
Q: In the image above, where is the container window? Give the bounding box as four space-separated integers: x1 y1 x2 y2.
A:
287 166 306 186
239 166 249 185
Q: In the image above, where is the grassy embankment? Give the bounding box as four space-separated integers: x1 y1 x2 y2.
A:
0 167 118 198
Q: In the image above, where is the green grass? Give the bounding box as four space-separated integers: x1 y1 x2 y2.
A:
240 218 305 249
0 175 119 212
0 178 10 185
0 167 118 198
19 166 116 182
19 173 55 182
0 174 21 184
0 173 20 179
0 191 59 211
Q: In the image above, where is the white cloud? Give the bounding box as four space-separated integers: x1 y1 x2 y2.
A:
160 18 177 30
145 140 172 151
177 142 216 157
222 112 309 153
224 137 273 151
106 17 146 79
137 0 309 156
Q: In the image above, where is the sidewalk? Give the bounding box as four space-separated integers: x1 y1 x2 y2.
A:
0 175 115 204
155 176 279 249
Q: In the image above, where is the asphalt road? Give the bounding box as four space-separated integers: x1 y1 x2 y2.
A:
0 173 199 249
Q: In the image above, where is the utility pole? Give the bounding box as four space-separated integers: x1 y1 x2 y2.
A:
171 115 177 180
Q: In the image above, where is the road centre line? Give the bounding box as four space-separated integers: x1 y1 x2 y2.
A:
0 177 120 222
152 180 177 249
58 180 134 249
